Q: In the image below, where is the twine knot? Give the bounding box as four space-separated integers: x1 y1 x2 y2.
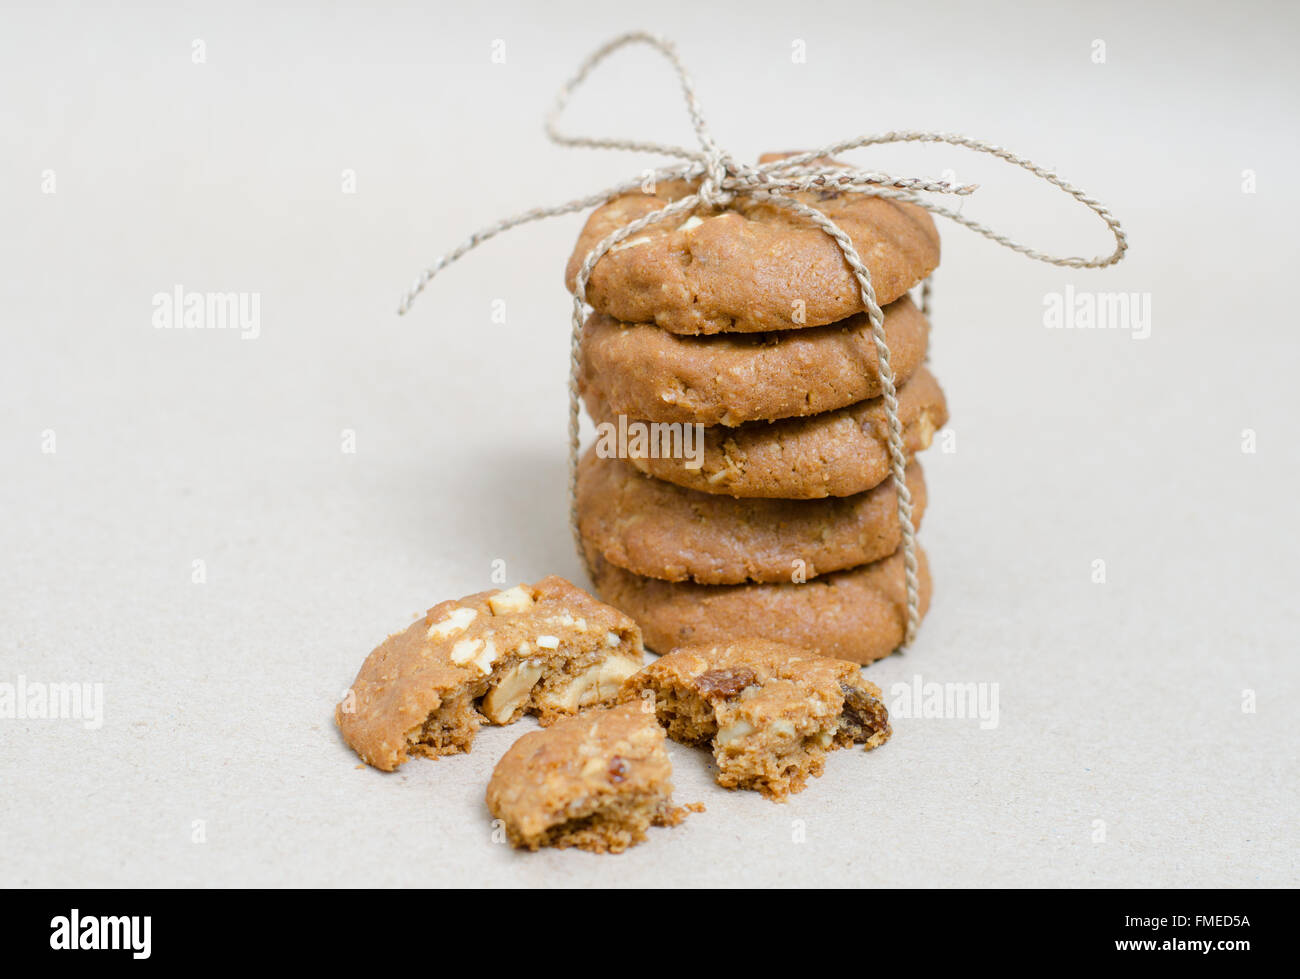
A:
698 151 749 208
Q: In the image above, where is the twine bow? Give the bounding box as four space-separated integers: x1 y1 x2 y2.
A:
399 31 1128 649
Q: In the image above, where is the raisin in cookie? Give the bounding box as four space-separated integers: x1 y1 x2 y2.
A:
336 577 644 771
565 171 939 335
587 545 931 665
578 294 929 426
620 640 891 800
577 449 927 584
585 367 948 499
486 703 693 853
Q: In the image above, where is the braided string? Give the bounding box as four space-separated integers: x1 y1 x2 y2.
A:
399 31 1128 650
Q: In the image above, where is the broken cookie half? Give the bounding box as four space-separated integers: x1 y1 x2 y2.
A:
487 702 696 853
336 576 645 771
620 639 891 800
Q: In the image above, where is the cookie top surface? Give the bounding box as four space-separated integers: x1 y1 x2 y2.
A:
588 544 931 665
565 175 940 334
629 638 875 704
336 576 643 770
587 366 948 499
577 450 926 584
485 702 672 841
579 294 929 426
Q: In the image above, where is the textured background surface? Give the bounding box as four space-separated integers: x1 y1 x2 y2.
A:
2 0 1297 887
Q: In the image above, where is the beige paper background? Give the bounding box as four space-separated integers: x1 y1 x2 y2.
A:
1 0 1296 887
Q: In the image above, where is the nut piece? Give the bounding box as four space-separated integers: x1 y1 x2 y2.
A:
481 660 544 724
488 585 535 616
540 656 642 713
716 719 755 745
427 605 478 639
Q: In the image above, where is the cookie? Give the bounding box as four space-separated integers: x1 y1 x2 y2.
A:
578 294 929 426
485 702 693 853
586 366 948 499
564 172 940 334
619 639 891 800
588 545 931 664
576 449 927 584
335 577 645 771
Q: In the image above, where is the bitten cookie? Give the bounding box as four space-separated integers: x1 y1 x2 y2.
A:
486 703 693 853
620 640 891 800
577 449 927 584
585 367 948 499
587 545 931 665
578 294 929 426
564 173 940 334
336 577 645 771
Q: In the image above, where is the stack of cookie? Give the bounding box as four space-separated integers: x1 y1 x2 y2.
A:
568 161 949 664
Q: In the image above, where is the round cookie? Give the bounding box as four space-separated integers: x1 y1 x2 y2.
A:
565 175 940 335
584 366 948 499
586 545 932 665
579 294 929 426
577 449 927 584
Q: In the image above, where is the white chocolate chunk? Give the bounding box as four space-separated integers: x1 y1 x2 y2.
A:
427 605 478 639
679 215 704 231
472 637 499 674
480 660 544 724
610 235 651 252
488 585 534 615
536 635 560 650
916 409 936 448
605 631 622 648
449 638 483 666
717 719 755 745
770 719 796 738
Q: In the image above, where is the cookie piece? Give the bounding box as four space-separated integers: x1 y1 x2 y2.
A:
579 294 929 426
577 449 927 584
565 174 939 334
620 640 891 800
586 367 947 499
587 545 931 665
336 576 645 771
485 703 692 853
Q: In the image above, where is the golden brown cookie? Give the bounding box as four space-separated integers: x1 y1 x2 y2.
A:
587 545 931 665
619 639 891 800
585 367 948 499
576 449 927 584
485 702 693 853
578 294 929 426
335 577 645 771
565 175 940 334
